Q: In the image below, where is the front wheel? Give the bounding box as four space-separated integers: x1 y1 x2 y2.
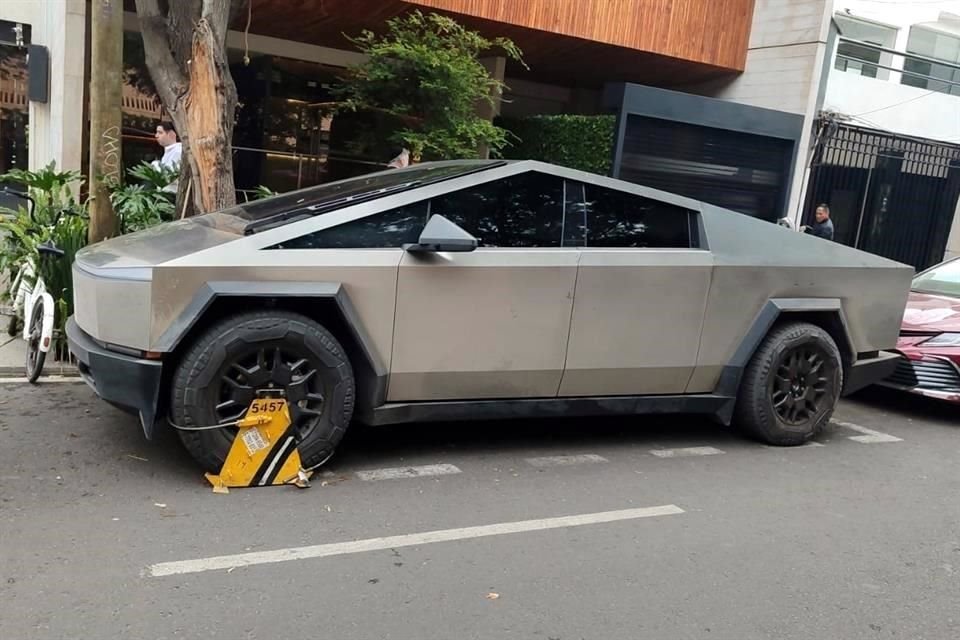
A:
25 300 46 384
170 311 356 473
734 322 843 446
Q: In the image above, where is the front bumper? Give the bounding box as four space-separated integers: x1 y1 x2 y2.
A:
842 350 901 396
876 352 960 404
66 316 165 439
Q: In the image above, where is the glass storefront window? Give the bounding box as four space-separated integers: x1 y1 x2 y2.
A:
0 44 29 175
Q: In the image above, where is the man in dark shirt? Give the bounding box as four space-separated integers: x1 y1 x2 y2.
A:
801 203 834 240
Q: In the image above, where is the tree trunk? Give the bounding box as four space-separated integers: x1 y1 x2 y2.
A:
134 0 240 215
183 17 238 213
87 0 124 242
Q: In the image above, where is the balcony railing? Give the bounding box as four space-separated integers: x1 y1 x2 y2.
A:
835 37 960 93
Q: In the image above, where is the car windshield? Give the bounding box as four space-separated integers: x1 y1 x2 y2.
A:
216 160 504 234
912 258 960 297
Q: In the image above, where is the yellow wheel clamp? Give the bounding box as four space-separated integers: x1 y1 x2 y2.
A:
201 391 314 493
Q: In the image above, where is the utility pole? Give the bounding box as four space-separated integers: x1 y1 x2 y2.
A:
87 0 123 243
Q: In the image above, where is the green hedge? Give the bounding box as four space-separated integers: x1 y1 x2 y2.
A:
495 114 616 175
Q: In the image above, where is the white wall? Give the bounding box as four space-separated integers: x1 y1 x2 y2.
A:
692 0 831 115
831 1 960 264
0 1 87 173
825 72 960 141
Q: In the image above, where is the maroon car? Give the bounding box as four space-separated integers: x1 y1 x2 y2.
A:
880 256 960 403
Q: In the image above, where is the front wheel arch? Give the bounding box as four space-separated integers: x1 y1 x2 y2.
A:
157 290 386 426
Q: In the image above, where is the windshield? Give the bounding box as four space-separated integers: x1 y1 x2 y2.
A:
216 161 504 233
912 258 960 297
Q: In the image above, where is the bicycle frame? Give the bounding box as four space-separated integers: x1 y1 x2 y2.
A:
9 254 56 354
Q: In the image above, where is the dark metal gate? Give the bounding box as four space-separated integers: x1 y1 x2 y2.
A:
803 119 960 271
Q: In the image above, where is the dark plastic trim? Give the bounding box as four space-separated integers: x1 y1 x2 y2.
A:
842 350 900 396
362 393 733 427
66 316 164 439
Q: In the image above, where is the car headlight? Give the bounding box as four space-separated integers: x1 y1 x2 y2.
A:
923 333 960 347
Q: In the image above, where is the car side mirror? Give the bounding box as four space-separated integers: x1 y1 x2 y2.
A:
403 214 478 253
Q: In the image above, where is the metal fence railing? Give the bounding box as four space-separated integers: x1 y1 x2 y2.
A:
835 37 960 94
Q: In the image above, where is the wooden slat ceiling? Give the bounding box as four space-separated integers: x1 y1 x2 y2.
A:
195 0 748 88
407 0 755 71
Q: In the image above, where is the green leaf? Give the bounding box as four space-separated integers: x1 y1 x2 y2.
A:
334 10 525 161
494 115 616 175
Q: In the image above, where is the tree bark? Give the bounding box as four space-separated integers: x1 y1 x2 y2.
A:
184 17 238 213
88 0 124 243
134 0 241 214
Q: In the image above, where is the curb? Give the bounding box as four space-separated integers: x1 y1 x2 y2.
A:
0 365 80 378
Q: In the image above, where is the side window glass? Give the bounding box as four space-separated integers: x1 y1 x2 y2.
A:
428 172 564 247
581 184 692 248
268 201 428 249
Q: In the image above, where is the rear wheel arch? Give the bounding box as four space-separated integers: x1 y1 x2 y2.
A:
715 299 856 422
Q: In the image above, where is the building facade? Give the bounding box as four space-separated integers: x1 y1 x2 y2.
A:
12 0 956 269
811 0 960 267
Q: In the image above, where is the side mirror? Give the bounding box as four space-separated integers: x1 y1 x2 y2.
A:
403 214 478 253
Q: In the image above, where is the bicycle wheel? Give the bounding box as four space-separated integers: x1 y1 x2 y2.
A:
25 301 46 383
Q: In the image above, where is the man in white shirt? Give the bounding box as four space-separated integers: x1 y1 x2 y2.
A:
153 122 182 193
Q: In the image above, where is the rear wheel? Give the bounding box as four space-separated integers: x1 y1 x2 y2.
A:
734 322 842 446
25 301 45 384
170 311 355 473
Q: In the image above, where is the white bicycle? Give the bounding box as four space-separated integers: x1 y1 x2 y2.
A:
3 187 69 383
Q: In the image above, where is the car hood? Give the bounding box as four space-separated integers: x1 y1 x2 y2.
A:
901 290 960 332
75 213 245 271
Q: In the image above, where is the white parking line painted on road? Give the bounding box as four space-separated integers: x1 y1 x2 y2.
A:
355 463 462 481
525 454 608 467
0 376 82 384
146 504 685 577
832 420 903 444
649 446 725 458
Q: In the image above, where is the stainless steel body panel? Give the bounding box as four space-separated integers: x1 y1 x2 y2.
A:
389 248 579 400
150 250 403 368
687 204 914 391
559 249 713 396
72 263 153 350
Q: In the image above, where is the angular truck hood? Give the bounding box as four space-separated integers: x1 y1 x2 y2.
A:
75 214 244 271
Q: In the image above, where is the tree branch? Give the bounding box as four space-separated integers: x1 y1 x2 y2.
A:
133 0 187 110
202 0 236 46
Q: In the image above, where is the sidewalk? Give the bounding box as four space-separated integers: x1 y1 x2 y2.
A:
0 314 79 377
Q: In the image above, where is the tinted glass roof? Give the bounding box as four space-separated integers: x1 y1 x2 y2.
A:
224 160 506 234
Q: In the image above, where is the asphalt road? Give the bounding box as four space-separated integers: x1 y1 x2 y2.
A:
1 381 958 639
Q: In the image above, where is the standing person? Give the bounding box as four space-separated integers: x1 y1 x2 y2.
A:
153 122 182 193
800 203 834 240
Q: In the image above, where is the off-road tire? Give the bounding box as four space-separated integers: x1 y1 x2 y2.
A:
170 310 355 473
734 321 843 446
